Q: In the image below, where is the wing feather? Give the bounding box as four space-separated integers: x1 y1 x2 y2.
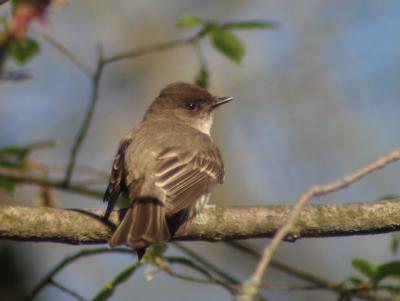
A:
154 147 223 215
103 138 131 220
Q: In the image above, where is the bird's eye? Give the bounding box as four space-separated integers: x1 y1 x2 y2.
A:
186 102 197 110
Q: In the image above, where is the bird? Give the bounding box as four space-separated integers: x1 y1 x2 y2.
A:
103 82 232 259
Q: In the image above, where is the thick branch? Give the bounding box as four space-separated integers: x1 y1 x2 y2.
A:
1 200 399 244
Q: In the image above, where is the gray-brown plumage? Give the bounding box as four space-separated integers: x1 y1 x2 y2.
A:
103 82 232 258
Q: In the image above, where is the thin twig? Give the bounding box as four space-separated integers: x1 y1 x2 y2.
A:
90 261 142 301
27 247 134 300
165 270 215 284
63 56 105 186
49 279 87 301
225 241 333 288
0 166 103 198
173 242 239 285
102 30 206 66
20 140 56 151
32 29 93 77
226 243 378 300
238 148 400 301
164 256 234 293
72 178 108 187
33 163 109 179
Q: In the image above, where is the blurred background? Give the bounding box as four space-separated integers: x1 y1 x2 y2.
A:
1 0 400 300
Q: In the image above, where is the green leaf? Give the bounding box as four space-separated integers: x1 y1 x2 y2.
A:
211 29 245 63
194 66 209 88
348 276 363 285
352 258 377 280
6 37 40 64
222 21 276 30
177 14 202 27
374 261 400 283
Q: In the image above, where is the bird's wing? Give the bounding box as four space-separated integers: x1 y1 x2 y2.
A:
103 138 131 220
154 147 224 215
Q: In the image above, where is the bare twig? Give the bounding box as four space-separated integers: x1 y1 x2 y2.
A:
102 29 206 66
33 163 109 179
27 247 134 300
49 279 87 301
33 30 93 77
163 256 234 293
234 282 380 301
90 261 142 301
173 242 239 285
225 241 333 288
19 140 56 151
238 148 400 301
0 166 102 198
63 54 105 186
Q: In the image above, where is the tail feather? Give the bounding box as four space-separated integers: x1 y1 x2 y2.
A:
109 198 171 250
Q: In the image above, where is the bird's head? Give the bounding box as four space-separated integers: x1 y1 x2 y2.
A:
144 82 233 135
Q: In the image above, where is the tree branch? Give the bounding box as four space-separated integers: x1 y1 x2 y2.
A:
1 200 400 244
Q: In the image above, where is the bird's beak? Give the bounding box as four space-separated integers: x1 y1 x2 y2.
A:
212 96 234 109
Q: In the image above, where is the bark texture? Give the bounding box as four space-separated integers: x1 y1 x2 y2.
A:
0 199 399 244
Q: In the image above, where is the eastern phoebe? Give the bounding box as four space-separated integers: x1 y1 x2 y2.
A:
103 82 232 258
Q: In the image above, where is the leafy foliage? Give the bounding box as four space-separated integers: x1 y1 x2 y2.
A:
177 13 275 65
352 258 377 280
352 258 400 285
374 261 400 283
211 28 245 63
177 14 203 27
6 37 40 64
